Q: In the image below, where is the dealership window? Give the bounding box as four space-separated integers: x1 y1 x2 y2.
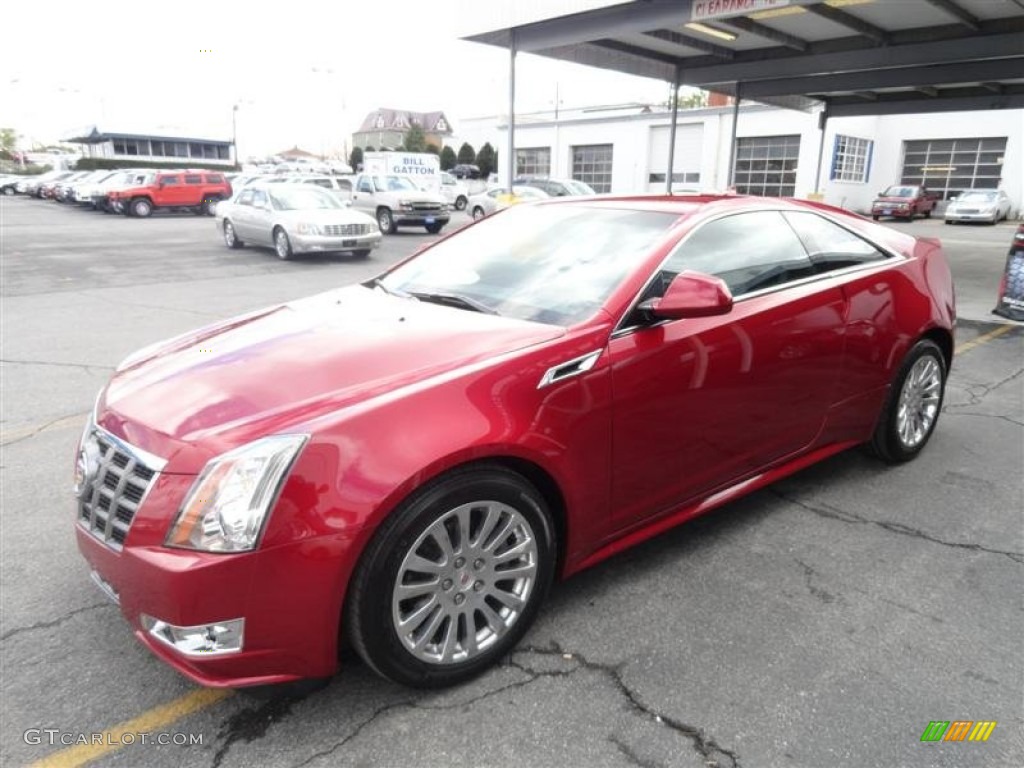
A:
900 137 1006 201
572 144 613 193
732 135 800 197
830 135 873 183
648 171 700 185
516 147 551 177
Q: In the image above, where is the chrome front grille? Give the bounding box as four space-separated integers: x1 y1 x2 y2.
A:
412 203 443 212
323 223 371 236
77 427 162 551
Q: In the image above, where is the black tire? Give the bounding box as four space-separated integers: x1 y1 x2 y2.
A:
924 209 932 219
352 249 371 258
346 465 556 688
455 195 467 211
869 339 946 464
872 215 880 221
223 220 244 249
2 186 14 196
204 197 220 216
425 222 444 234
472 206 486 221
377 208 396 235
273 227 293 260
130 198 152 218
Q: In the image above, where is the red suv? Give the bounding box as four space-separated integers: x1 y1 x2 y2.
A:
111 170 232 217
871 185 938 221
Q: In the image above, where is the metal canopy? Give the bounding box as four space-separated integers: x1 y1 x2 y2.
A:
464 0 1024 118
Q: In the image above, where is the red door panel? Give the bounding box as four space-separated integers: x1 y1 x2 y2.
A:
608 283 846 532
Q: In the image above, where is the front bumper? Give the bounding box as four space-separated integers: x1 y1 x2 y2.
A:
872 206 912 218
394 211 450 227
76 524 359 687
290 229 383 254
944 210 997 222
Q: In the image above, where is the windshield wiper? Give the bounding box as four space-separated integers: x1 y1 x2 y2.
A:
409 291 499 315
369 278 411 298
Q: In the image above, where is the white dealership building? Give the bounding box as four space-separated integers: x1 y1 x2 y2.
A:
455 101 1023 217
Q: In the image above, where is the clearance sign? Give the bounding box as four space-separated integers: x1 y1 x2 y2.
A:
691 0 792 21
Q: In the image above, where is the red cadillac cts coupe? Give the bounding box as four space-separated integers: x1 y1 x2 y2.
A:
74 195 955 689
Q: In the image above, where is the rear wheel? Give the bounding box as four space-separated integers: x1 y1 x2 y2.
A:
455 195 467 211
924 208 932 219
869 339 946 463
204 197 220 216
274 228 293 260
223 220 244 249
346 465 555 688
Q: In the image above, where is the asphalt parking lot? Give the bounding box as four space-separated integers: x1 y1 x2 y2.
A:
1 196 1022 768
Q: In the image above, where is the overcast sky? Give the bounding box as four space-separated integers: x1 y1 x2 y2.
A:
1 0 674 158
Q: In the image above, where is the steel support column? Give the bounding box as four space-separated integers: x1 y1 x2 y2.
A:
726 83 741 189
666 66 681 193
507 32 517 193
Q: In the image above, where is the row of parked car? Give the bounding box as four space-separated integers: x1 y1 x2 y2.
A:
7 168 234 217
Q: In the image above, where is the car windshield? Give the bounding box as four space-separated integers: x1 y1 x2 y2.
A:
269 186 343 210
380 204 679 325
882 186 916 197
957 191 997 202
373 176 418 192
566 180 596 195
515 187 548 200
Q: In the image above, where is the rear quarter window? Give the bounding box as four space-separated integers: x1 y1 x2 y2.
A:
184 174 203 184
205 174 224 183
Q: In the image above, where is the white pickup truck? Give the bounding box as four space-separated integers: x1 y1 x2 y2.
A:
350 173 449 234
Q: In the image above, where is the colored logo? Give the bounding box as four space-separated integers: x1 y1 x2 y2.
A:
921 721 996 742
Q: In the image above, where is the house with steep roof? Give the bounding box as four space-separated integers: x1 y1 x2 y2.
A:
352 108 453 151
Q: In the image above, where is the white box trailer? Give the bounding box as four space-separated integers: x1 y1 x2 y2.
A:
362 152 441 194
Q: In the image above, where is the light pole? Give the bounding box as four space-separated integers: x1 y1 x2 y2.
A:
232 104 238 167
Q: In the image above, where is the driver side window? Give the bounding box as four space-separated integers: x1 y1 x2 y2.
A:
358 178 374 194
636 211 815 307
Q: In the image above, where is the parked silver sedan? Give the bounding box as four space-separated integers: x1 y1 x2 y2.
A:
944 189 1013 224
216 184 381 260
468 185 549 220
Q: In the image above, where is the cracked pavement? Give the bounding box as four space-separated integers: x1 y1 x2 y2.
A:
2 201 1022 767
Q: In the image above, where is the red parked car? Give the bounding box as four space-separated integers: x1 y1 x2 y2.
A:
871 184 938 221
75 195 955 689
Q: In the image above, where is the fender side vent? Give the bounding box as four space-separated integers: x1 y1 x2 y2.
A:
538 350 602 389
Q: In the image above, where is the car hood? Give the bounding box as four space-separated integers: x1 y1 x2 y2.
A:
873 195 914 204
948 199 996 209
271 208 376 226
100 285 564 458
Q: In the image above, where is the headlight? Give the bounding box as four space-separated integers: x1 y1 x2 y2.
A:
296 222 321 235
166 434 308 552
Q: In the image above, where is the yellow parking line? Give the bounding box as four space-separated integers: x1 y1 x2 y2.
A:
955 324 1015 355
29 688 232 768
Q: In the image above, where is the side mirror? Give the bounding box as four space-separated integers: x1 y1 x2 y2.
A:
640 271 733 319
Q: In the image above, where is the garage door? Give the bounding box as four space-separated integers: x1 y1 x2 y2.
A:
648 124 703 191
900 137 1007 201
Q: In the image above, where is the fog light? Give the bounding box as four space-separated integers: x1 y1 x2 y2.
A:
141 615 244 656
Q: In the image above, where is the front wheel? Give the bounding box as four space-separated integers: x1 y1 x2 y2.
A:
274 228 293 260
454 196 467 211
472 206 486 221
223 220 244 249
204 198 220 216
377 208 396 235
130 198 152 218
924 209 932 219
425 222 444 234
352 249 371 258
346 466 556 688
872 214 880 221
869 339 946 463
